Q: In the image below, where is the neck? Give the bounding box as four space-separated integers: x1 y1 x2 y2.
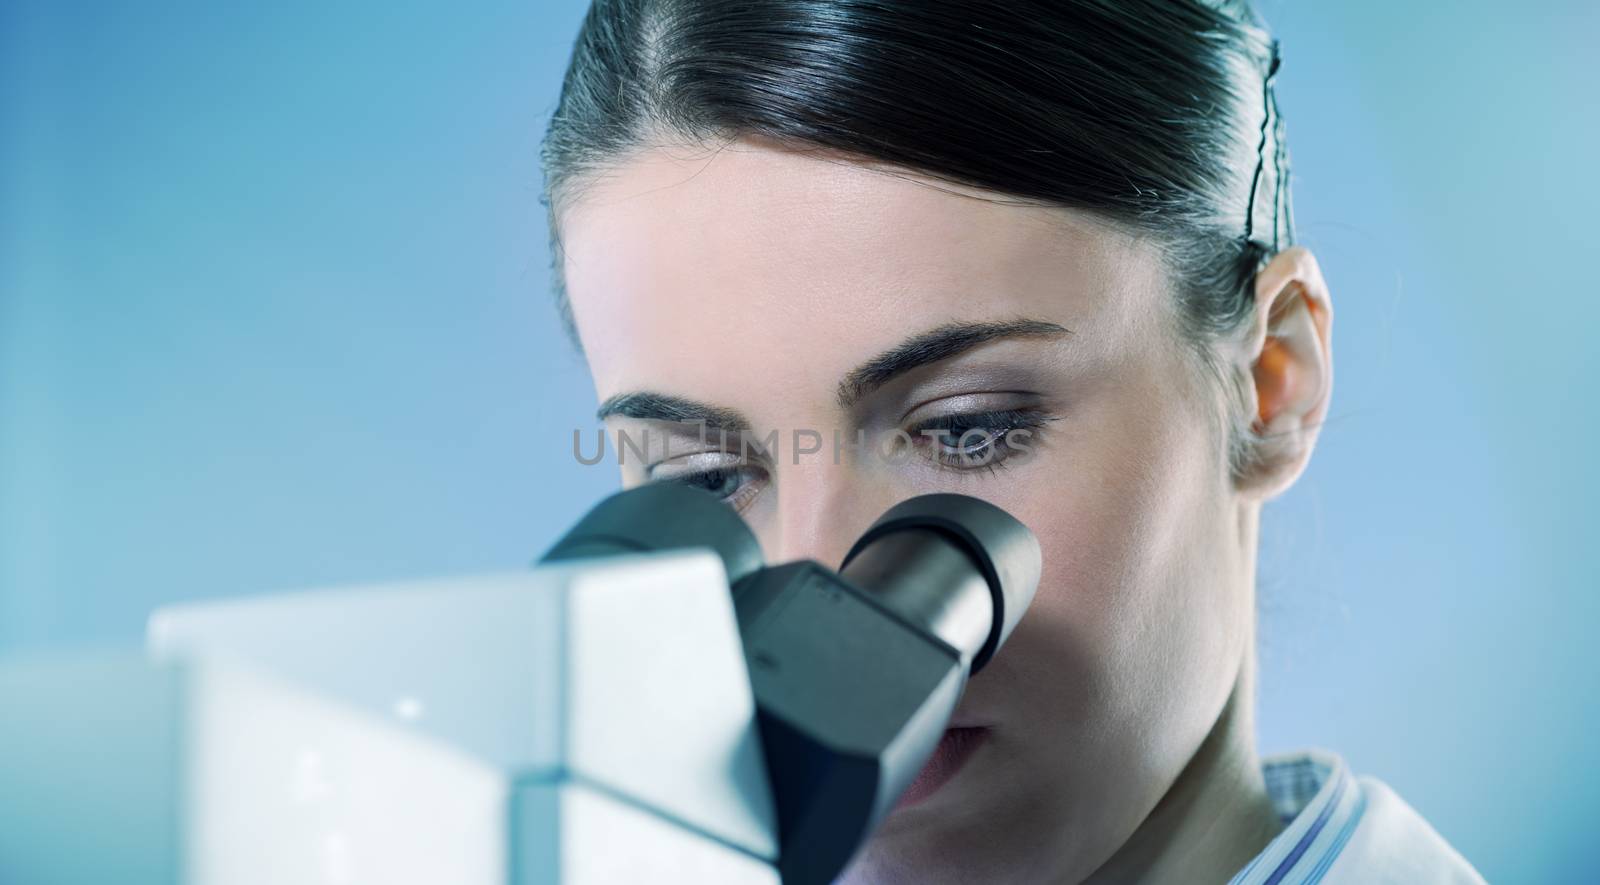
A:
1083 658 1284 885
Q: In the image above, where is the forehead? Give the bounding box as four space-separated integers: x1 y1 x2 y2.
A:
556 137 1172 415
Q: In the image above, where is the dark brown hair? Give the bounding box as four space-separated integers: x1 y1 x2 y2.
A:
539 0 1292 479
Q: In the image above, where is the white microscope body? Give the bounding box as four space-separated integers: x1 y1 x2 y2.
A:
0 485 1039 885
2 550 778 885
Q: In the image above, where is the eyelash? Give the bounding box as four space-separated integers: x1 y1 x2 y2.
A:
906 407 1058 474
655 464 766 513
648 408 1058 508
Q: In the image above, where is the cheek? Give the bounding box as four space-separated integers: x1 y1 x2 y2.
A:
991 372 1243 739
946 376 1244 868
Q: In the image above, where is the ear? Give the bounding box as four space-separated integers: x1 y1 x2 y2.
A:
1234 245 1334 500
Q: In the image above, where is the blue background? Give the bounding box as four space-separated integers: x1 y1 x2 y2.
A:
2 2 1595 880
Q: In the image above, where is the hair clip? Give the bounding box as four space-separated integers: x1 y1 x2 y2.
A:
1244 39 1284 250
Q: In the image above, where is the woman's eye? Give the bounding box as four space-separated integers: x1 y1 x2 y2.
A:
676 466 745 497
930 426 1002 457
908 408 1055 472
647 459 768 512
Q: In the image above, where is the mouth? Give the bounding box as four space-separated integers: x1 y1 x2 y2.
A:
890 725 992 811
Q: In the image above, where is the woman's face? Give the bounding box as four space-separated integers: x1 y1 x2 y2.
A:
557 136 1255 882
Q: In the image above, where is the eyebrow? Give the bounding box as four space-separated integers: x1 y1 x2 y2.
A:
835 318 1071 408
595 317 1071 427
596 390 752 434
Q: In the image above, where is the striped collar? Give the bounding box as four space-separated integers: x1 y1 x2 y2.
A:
1228 749 1367 885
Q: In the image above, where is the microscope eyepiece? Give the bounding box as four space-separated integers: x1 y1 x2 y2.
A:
539 481 766 585
840 493 1042 674
539 483 1043 885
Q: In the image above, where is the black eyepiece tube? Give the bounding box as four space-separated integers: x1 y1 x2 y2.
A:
738 493 1042 885
840 493 1042 674
538 482 765 584
538 485 1042 885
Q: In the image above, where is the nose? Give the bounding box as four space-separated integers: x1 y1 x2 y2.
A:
763 466 893 569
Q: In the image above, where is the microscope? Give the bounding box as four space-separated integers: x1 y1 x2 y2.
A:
0 485 1039 885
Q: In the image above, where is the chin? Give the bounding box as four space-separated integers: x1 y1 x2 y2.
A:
840 823 1018 885
837 758 1016 885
